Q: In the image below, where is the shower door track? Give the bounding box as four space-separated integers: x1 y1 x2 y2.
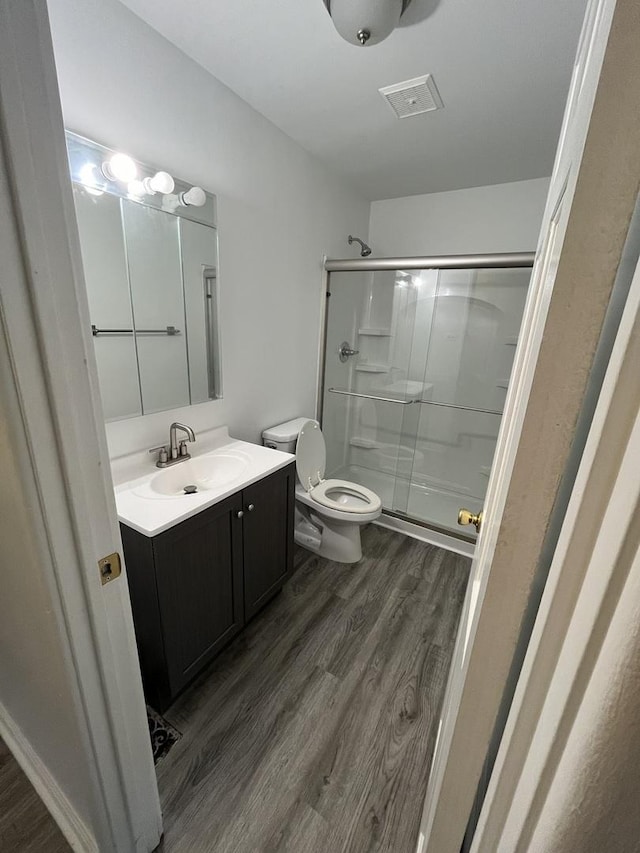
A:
324 251 535 272
380 508 477 545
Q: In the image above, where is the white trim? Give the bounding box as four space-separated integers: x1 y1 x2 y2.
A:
374 513 474 558
0 702 97 853
472 239 640 851
0 2 161 850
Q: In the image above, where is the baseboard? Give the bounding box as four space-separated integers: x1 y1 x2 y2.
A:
0 700 97 853
374 513 475 558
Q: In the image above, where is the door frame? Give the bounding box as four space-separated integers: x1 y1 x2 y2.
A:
472 214 640 851
0 1 162 850
419 0 640 849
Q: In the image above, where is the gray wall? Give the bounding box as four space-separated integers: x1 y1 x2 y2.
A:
47 0 370 457
369 178 550 257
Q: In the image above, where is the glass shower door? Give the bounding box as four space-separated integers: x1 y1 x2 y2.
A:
322 269 418 506
322 262 531 540
398 267 529 536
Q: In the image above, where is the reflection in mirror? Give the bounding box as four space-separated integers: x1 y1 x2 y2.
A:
67 131 221 421
123 201 189 414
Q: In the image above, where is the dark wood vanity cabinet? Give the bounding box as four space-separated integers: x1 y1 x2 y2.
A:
122 463 295 711
242 472 295 620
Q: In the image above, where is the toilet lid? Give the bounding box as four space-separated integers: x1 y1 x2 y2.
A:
296 419 326 491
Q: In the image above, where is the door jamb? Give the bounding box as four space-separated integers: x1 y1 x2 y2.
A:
0 2 162 850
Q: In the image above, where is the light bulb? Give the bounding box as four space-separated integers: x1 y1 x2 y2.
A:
180 186 206 207
143 171 175 195
78 162 105 196
102 152 137 183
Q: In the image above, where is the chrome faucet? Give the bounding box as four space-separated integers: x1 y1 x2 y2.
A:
149 422 196 468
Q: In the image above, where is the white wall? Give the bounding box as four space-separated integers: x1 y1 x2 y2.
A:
368 178 550 257
46 0 369 457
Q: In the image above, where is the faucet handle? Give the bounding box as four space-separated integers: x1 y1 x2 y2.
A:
149 445 169 465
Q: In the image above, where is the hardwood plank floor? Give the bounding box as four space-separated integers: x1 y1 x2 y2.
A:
0 528 469 853
157 526 470 853
0 738 70 853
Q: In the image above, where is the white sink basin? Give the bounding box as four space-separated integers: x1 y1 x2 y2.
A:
113 427 294 537
134 450 251 499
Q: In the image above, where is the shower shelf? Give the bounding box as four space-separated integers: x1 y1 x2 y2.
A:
355 364 388 373
349 437 380 449
358 327 391 336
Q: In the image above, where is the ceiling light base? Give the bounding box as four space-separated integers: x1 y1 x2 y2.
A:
323 0 412 47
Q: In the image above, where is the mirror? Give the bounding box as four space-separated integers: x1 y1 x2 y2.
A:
67 132 221 421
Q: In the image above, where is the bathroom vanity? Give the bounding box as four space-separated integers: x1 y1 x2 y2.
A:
67 133 299 710
115 430 295 711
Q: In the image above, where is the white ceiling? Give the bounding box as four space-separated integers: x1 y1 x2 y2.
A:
117 0 588 201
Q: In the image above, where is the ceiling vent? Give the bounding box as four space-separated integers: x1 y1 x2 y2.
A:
379 74 443 119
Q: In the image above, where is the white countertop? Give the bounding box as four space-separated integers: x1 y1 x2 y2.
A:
113 426 294 537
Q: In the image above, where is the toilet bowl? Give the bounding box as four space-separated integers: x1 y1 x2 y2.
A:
263 418 382 563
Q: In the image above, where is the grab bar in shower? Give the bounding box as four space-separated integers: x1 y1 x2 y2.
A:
328 388 503 416
419 400 503 417
328 388 417 405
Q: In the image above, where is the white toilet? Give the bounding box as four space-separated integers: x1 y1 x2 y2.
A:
262 418 382 563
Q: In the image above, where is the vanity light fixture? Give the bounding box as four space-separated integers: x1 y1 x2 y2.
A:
102 152 138 183
78 162 105 196
180 186 207 207
143 170 175 195
127 179 147 198
322 0 412 46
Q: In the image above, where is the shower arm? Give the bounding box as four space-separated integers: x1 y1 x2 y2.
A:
347 235 372 257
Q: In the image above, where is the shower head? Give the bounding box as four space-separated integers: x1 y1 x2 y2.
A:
348 235 372 257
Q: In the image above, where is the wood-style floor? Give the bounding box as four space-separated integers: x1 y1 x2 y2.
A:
157 526 470 853
0 526 469 853
0 738 70 852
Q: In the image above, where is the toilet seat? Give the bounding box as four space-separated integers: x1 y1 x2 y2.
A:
309 479 382 515
296 420 382 517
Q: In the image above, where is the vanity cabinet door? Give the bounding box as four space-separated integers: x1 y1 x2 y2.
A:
153 492 244 699
242 463 295 621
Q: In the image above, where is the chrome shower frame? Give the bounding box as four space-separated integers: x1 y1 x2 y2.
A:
316 251 535 542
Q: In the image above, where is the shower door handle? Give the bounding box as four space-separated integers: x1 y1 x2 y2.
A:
338 341 359 362
458 508 483 533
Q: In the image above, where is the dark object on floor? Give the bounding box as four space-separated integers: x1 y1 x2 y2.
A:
147 707 181 764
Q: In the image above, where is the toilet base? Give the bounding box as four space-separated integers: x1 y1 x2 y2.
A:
295 503 364 563
317 520 363 563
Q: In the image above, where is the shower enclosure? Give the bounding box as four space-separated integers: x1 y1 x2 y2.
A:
320 253 534 542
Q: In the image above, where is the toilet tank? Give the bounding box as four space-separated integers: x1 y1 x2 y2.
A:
262 417 311 453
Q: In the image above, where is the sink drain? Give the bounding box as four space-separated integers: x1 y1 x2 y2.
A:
183 484 198 494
